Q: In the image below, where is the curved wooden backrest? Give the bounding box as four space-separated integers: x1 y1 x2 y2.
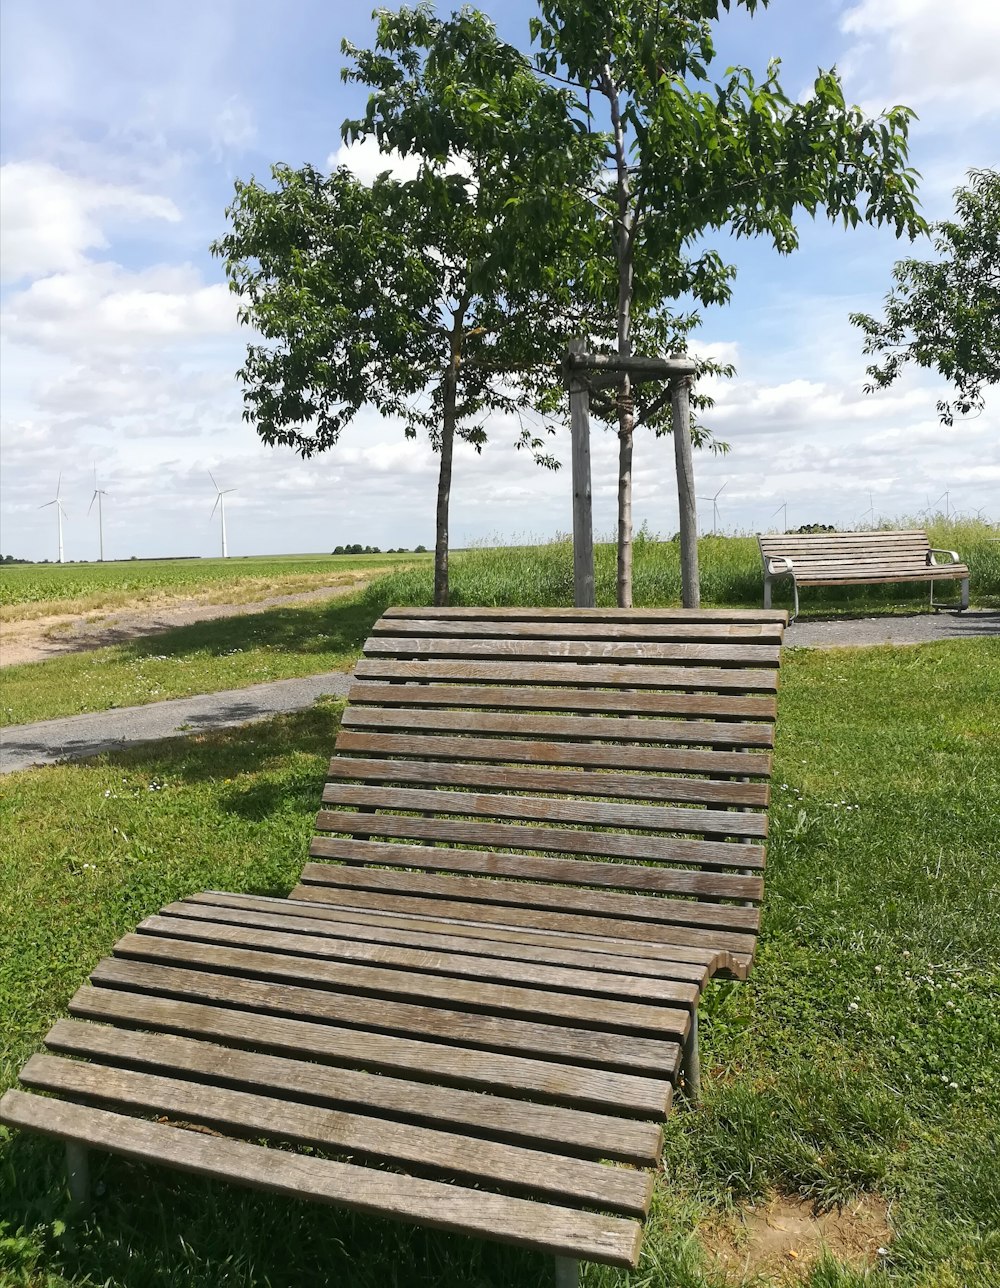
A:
758 529 934 572
298 606 788 975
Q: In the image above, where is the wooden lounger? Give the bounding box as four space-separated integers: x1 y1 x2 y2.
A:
1 606 787 1284
759 528 970 620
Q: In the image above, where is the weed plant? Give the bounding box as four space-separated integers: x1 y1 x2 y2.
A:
2 640 998 1286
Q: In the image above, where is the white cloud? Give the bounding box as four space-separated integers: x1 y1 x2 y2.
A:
328 137 423 185
0 162 181 283
840 0 1000 119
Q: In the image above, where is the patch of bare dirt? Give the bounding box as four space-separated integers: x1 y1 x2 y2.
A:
701 1194 893 1283
0 579 369 668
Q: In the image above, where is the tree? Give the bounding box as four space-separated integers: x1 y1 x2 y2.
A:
851 168 999 425
529 0 927 605
214 7 596 605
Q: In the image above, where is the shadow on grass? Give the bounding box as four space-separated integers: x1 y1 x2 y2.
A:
0 1131 551 1288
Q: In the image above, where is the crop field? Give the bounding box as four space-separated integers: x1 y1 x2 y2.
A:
2 640 998 1287
0 551 431 620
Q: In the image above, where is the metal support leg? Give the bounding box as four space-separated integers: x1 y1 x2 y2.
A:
789 576 799 624
554 1256 579 1287
66 1142 90 1208
961 577 969 611
681 1010 701 1107
763 577 772 610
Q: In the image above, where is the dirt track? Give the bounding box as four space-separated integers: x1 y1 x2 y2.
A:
0 580 367 668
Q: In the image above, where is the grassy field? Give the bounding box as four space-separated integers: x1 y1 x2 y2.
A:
0 551 430 621
3 520 996 728
1 639 998 1287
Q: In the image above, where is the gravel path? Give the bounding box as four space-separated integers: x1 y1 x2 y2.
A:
2 610 995 774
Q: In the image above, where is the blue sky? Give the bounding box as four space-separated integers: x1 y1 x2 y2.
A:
1 0 997 562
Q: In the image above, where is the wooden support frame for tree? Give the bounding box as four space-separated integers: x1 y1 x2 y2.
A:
564 344 701 608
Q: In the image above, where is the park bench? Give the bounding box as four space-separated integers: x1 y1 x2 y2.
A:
759 528 969 621
1 605 787 1285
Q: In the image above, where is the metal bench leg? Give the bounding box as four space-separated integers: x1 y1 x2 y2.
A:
961 577 969 611
681 1010 701 1107
763 576 772 610
789 575 799 624
66 1142 90 1208
554 1256 579 1287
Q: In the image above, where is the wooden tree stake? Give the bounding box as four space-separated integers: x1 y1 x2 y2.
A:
568 339 596 608
670 376 701 609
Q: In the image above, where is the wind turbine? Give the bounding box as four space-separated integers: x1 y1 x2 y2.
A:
770 501 788 533
39 473 67 563
209 472 236 558
89 464 108 562
697 482 726 535
857 490 875 530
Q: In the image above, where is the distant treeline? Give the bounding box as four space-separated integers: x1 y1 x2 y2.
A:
332 545 427 555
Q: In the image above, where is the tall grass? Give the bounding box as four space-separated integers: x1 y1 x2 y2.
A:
364 517 1000 614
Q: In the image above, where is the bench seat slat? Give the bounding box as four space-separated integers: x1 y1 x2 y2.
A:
347 681 778 721
320 781 766 839
381 606 785 621
0 1091 643 1267
307 836 763 901
365 636 781 666
372 619 785 642
182 892 721 978
355 658 779 692
139 911 701 1008
341 706 775 748
45 1019 664 1164
69 985 674 1115
21 1054 653 1217
313 810 766 872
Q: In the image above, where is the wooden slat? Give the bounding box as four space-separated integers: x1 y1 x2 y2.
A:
69 986 674 1115
139 911 701 1007
382 606 786 622
307 837 764 901
313 811 766 873
346 681 778 721
45 1019 664 1164
795 570 966 587
332 736 768 803
365 636 781 666
341 706 774 749
182 892 719 980
372 619 785 642
117 932 691 1037
320 782 766 841
354 658 779 693
92 956 684 1074
290 882 752 967
21 1054 652 1216
335 730 770 780
0 1092 643 1267
300 863 758 939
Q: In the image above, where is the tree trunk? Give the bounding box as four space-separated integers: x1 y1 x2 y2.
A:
434 356 458 607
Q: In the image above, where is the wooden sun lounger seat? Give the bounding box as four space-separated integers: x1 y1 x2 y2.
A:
1 606 787 1282
759 528 970 621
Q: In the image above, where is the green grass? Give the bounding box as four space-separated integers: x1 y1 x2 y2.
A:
0 551 430 619
2 638 998 1287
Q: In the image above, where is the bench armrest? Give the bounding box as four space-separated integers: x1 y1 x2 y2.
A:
926 548 961 566
765 555 794 576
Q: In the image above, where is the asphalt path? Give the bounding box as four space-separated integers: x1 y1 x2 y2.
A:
2 609 996 775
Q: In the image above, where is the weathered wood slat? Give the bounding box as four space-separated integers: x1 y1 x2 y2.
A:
0 1092 644 1267
116 932 691 1037
95 953 687 1071
45 1019 664 1164
365 636 781 666
165 897 711 984
335 730 771 780
307 837 764 901
69 986 675 1114
341 706 774 749
138 911 701 1007
381 606 786 622
300 863 759 939
22 1054 653 1216
319 782 766 843
182 892 719 979
346 681 778 721
290 882 751 967
313 810 766 873
354 658 779 692
325 756 770 817
371 619 784 642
